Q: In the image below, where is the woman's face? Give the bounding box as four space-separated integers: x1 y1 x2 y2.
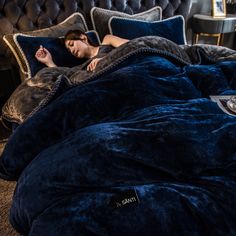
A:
65 38 89 58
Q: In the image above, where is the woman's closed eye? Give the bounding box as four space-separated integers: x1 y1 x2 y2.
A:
66 41 74 50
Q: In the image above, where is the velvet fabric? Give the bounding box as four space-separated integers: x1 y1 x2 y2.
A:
90 6 162 40
14 31 100 77
0 0 192 74
109 15 186 44
3 12 88 78
0 37 236 235
1 36 193 124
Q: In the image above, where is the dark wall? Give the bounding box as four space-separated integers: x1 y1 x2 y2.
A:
187 0 235 49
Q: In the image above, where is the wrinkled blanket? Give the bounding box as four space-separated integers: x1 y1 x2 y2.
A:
2 36 236 124
1 37 236 235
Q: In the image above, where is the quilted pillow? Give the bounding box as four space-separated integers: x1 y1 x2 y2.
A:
90 6 162 41
108 15 187 45
3 12 89 79
3 31 100 78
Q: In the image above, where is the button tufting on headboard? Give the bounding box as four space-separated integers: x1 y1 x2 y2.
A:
0 0 191 68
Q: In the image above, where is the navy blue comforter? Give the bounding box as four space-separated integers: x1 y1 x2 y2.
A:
1 38 236 235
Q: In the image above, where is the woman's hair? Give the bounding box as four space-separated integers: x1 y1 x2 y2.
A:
63 29 96 46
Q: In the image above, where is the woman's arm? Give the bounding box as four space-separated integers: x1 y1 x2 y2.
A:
102 35 129 48
35 46 57 67
87 57 103 72
87 35 129 72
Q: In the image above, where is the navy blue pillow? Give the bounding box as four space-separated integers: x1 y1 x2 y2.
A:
109 15 186 45
14 31 100 78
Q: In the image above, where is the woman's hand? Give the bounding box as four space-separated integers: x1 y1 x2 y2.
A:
35 45 56 67
87 58 103 72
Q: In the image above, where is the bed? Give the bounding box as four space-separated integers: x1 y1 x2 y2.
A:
1 0 236 235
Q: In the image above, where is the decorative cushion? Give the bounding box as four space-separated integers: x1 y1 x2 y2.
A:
90 6 162 41
3 12 89 79
3 31 100 78
108 15 187 45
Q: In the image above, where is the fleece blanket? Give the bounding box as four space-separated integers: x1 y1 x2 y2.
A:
0 37 236 235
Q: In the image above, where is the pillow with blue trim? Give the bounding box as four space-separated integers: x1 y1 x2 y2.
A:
4 31 100 78
109 15 186 45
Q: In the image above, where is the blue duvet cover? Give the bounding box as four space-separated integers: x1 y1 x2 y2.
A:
0 37 236 235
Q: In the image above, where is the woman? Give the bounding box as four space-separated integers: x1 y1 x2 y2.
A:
0 31 128 135
35 29 129 72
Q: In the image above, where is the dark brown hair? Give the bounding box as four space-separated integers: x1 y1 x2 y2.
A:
63 29 96 46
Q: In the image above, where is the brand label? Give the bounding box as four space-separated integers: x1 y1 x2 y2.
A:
109 189 140 209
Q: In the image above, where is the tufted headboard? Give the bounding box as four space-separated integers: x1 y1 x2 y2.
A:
0 0 192 78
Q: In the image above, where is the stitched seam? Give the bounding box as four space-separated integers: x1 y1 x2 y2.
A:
26 77 66 121
17 48 191 122
13 33 35 79
76 48 190 86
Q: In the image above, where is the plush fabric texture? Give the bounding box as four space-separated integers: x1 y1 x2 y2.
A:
3 12 88 79
10 31 100 78
109 15 186 45
2 37 236 125
0 37 236 235
1 36 193 124
90 6 162 40
0 178 17 235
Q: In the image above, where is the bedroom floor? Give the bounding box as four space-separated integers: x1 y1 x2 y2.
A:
0 118 11 151
0 177 18 236
0 122 18 235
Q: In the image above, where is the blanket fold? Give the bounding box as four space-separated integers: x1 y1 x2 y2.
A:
2 36 236 125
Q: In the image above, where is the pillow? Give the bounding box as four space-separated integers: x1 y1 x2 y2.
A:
3 12 89 79
90 6 162 41
109 15 187 45
4 31 100 78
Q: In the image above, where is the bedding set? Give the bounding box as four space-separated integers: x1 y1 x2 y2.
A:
1 5 236 236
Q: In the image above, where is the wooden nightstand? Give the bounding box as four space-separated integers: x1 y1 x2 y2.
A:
191 14 236 46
